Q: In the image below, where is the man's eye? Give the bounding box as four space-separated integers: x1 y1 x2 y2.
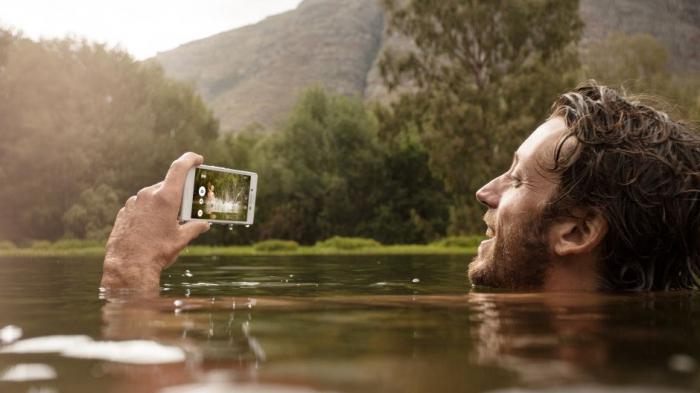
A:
509 175 523 188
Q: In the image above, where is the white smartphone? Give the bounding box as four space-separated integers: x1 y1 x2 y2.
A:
180 165 257 225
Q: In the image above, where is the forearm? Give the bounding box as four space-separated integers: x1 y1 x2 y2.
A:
100 255 162 293
98 152 209 294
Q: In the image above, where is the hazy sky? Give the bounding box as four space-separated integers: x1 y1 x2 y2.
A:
0 0 303 59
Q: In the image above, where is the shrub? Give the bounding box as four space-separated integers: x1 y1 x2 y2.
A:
432 235 484 248
51 238 104 249
315 236 381 250
0 240 16 250
62 184 120 240
254 239 299 252
29 240 52 249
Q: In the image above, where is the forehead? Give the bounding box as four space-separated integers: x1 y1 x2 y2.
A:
516 117 568 167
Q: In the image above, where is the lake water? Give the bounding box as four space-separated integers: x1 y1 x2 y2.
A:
1 255 700 393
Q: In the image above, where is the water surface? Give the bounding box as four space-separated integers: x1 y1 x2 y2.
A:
1 255 699 392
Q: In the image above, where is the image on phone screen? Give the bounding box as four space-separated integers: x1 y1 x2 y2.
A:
190 167 251 221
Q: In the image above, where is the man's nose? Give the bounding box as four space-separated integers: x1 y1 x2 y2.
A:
476 177 500 209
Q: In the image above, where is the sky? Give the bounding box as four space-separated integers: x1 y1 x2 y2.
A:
0 0 303 59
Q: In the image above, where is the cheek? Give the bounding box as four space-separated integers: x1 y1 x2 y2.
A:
495 194 540 238
499 188 544 215
494 193 521 225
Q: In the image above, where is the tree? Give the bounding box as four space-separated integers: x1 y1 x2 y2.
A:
0 34 219 241
379 0 583 233
63 184 120 240
366 114 450 243
234 87 451 245
253 87 385 243
582 33 700 122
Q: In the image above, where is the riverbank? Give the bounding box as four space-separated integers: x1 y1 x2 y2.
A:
0 244 477 258
0 236 482 258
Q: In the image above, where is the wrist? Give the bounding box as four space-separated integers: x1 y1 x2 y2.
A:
101 254 163 291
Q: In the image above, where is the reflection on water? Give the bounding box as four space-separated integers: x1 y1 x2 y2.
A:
1 256 700 392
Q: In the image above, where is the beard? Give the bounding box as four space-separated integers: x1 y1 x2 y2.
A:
468 208 552 290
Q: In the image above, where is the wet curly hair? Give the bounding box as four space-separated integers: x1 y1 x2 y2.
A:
547 81 700 291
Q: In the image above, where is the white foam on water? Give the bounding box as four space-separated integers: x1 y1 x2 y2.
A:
0 325 23 344
369 282 405 287
0 363 56 382
0 335 92 353
1 335 186 364
63 340 186 364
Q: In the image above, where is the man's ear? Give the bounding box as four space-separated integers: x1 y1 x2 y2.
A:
548 209 608 257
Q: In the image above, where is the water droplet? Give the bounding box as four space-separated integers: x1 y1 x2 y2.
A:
0 325 23 344
289 274 294 278
183 270 193 278
244 225 251 228
411 278 420 283
173 300 184 308
669 354 697 373
228 224 234 231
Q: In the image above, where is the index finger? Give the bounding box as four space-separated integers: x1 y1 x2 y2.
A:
162 152 204 195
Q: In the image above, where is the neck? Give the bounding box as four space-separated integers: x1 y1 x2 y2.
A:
543 254 599 292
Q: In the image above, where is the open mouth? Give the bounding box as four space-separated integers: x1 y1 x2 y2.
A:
479 227 495 248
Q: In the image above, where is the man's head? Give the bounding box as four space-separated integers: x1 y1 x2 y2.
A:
468 82 700 291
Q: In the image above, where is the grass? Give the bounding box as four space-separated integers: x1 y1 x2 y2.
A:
253 239 299 252
182 244 476 256
0 236 481 258
315 236 381 250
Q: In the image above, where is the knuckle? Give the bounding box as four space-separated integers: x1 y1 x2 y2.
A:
169 160 185 174
173 152 200 167
136 187 152 199
171 156 187 168
182 151 199 161
152 189 173 204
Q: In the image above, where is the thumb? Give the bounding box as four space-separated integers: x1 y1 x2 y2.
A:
179 221 211 245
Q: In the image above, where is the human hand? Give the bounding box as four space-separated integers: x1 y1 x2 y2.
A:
100 152 211 292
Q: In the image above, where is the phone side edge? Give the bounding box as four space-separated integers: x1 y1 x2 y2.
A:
179 167 196 221
247 173 257 225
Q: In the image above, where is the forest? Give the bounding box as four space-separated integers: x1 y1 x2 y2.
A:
1 0 698 246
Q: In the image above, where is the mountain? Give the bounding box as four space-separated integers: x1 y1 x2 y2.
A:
156 0 700 133
156 0 384 132
579 0 700 72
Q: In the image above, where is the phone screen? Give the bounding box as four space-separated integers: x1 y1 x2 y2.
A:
190 167 252 222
